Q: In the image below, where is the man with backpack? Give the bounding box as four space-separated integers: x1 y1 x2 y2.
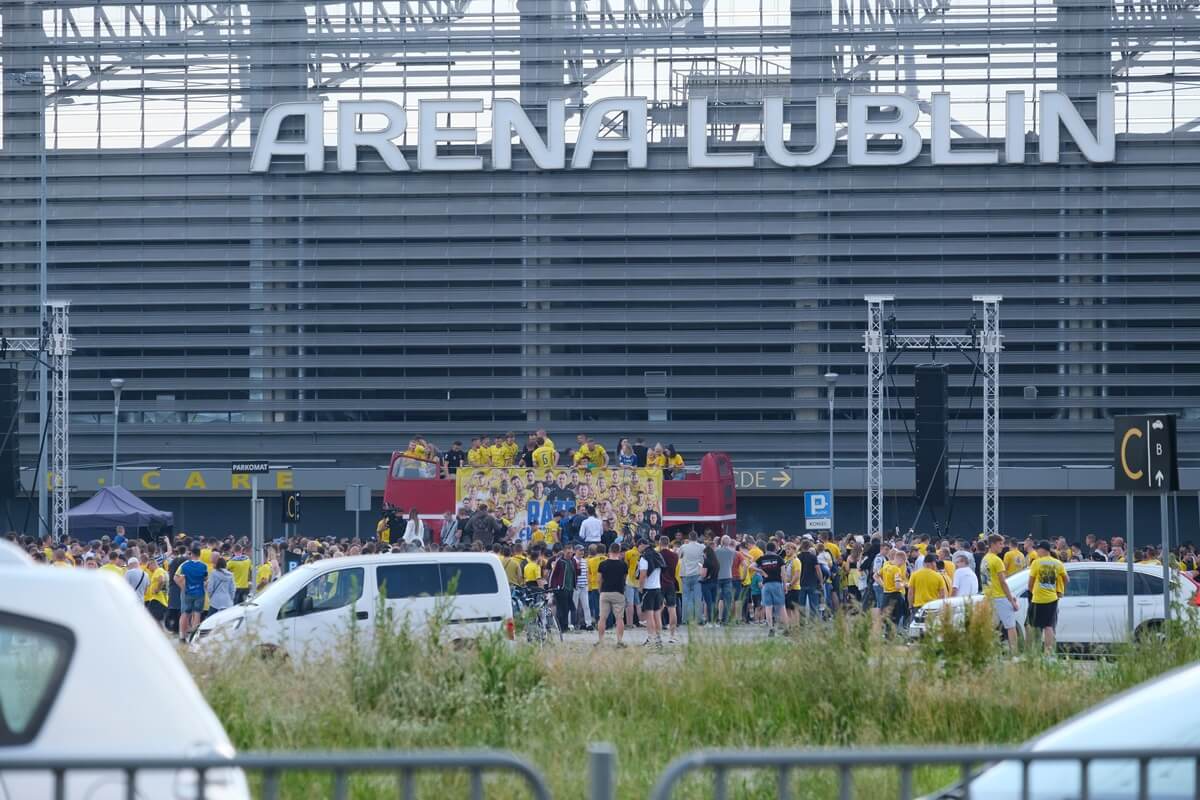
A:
466 504 500 548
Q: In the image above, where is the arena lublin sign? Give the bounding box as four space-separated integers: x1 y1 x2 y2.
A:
250 92 1116 173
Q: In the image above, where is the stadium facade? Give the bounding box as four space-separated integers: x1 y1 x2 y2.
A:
2 0 1200 537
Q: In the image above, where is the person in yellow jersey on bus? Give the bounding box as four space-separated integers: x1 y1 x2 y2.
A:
489 435 508 467
573 434 608 468
504 432 519 466
1028 540 1069 656
532 437 558 468
535 429 555 453
467 437 488 467
646 444 667 470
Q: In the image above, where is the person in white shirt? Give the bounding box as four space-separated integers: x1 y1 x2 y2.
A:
403 507 425 547
124 556 149 597
951 553 980 597
677 530 707 624
579 506 604 545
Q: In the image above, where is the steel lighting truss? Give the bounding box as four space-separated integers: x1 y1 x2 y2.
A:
863 295 1001 539
3 302 72 542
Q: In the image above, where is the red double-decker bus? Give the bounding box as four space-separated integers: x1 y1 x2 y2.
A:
383 451 737 541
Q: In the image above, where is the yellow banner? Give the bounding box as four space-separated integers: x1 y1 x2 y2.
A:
455 467 663 541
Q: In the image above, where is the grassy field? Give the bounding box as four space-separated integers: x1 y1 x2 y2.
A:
189 609 1200 799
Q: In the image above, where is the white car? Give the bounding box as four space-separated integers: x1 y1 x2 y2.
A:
909 561 1197 646
193 552 513 660
931 661 1200 799
0 559 249 799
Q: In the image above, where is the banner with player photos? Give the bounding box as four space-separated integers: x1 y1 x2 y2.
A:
455 466 663 542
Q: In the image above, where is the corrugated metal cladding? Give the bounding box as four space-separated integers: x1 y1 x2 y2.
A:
1 0 1199 471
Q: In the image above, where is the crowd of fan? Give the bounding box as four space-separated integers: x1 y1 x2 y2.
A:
15 516 1198 652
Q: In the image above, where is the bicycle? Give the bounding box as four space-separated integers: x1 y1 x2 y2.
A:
512 586 563 645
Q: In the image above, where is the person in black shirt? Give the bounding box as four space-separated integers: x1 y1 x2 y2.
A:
596 544 629 647
754 541 787 635
632 437 649 468
443 441 466 476
797 539 822 620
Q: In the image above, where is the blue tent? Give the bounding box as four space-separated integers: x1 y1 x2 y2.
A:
68 486 174 539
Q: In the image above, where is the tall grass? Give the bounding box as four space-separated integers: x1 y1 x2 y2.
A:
190 611 1200 799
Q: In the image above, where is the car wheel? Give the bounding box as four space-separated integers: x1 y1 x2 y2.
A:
1135 620 1164 643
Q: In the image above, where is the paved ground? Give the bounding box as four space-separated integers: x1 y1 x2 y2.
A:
554 620 782 651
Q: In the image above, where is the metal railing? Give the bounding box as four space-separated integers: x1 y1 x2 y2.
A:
0 751 552 800
648 746 1200 800
4 744 1200 799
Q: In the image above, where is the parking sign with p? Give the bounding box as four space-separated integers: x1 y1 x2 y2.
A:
804 490 832 531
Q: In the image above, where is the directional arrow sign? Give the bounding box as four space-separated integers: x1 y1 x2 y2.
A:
773 470 792 488
1114 414 1179 494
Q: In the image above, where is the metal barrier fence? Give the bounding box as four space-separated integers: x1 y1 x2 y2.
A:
647 746 1200 800
0 751 553 800
3 744 1199 799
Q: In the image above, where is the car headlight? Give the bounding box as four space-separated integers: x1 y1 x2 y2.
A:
199 616 243 639
913 608 927 622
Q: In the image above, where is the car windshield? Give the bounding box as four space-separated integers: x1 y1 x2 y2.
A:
949 664 1200 799
246 564 320 608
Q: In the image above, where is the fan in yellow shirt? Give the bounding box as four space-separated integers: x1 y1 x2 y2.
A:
523 558 543 588
255 561 274 592
586 551 604 592
1028 554 1067 603
624 546 641 586
467 438 488 467
1003 544 1027 576
147 563 169 606
908 563 947 609
878 558 907 594
1028 542 1069 654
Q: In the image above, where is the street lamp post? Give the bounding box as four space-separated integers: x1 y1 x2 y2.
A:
824 372 838 534
109 378 124 486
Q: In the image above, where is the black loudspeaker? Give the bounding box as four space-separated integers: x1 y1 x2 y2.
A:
0 367 19 499
1029 514 1048 539
913 363 949 508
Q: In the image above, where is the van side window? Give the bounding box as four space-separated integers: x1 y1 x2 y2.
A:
279 568 364 619
378 564 441 599
439 563 499 596
0 611 75 746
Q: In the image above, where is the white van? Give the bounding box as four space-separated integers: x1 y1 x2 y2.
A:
193 553 514 659
0 556 249 800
